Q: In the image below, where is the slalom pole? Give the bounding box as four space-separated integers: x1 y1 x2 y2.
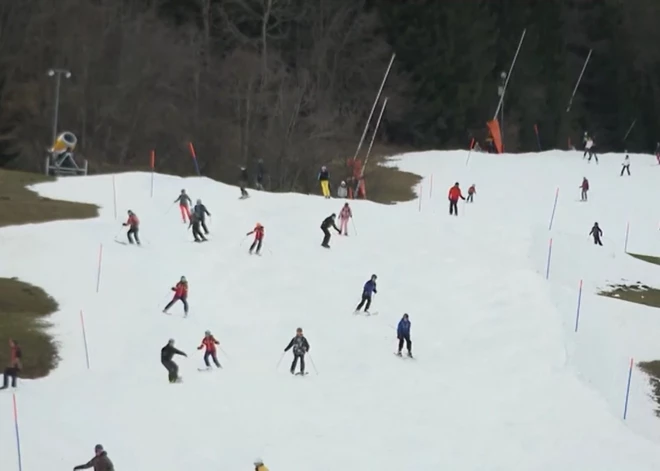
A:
96 243 103 293
624 222 630 253
80 310 91 369
548 187 559 231
545 238 553 280
623 358 634 420
574 279 583 332
465 138 475 167
12 393 23 471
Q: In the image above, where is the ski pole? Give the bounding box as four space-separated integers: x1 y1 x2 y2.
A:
351 218 358 235
165 202 175 215
307 353 319 375
219 346 230 360
275 352 286 370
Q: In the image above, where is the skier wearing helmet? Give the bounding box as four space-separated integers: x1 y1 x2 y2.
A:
197 330 221 369
355 274 377 314
73 444 114 471
239 166 249 199
193 199 211 235
161 339 187 383
284 328 310 375
122 210 140 245
174 189 192 223
163 276 189 316
253 458 269 471
318 165 330 198
320 213 341 248
246 223 265 255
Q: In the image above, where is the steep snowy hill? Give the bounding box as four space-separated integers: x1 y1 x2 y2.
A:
1 149 660 470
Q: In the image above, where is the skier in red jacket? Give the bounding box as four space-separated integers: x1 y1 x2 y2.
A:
448 182 465 216
122 210 140 245
580 177 589 202
163 276 189 316
247 223 264 255
197 330 221 369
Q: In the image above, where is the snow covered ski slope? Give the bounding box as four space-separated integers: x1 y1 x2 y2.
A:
2 149 660 470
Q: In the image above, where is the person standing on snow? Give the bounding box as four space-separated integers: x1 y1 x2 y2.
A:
338 203 352 236
163 276 189 316
161 339 187 383
580 177 589 202
448 182 465 216
318 165 330 198
174 189 192 223
320 213 341 248
585 137 598 163
193 199 211 234
122 210 140 245
621 154 631 176
246 223 265 255
73 444 114 471
589 222 603 246
582 132 590 158
254 458 269 471
189 212 207 242
355 274 377 314
0 339 21 390
197 330 221 369
337 181 348 198
256 159 266 190
396 313 413 358
239 166 250 199
467 184 476 203
655 142 660 165
284 327 310 375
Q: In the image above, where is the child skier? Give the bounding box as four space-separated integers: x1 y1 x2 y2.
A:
355 274 377 314
193 199 211 234
318 165 330 198
174 189 192 223
467 184 476 203
338 203 352 235
621 154 631 176
320 213 341 248
448 182 465 216
396 313 413 358
589 222 603 246
189 212 207 242
161 339 187 383
0 339 21 390
197 330 221 369
337 181 348 198
284 327 310 375
122 210 140 245
580 177 589 202
163 276 189 316
246 223 264 255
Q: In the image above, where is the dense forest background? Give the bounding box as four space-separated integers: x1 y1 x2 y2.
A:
0 0 658 192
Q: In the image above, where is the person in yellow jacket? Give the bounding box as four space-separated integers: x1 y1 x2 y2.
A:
318 165 330 198
254 458 269 471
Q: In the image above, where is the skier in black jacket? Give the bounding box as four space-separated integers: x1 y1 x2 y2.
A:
239 167 249 199
193 199 211 235
320 213 341 248
284 328 310 375
161 339 187 383
589 222 603 246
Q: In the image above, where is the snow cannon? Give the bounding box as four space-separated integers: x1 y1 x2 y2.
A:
45 131 88 176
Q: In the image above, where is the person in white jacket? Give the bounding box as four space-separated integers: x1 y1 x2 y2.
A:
621 154 631 176
585 138 598 163
337 181 348 198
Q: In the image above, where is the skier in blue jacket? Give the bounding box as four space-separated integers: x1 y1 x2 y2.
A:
396 313 412 357
355 274 377 313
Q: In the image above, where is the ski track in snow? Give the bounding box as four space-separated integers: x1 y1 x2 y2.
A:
1 150 660 470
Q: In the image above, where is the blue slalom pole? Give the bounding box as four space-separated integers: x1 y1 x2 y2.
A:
548 187 559 230
13 393 23 471
623 358 634 420
574 279 583 332
545 238 553 280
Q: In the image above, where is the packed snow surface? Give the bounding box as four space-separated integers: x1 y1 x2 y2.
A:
2 149 660 470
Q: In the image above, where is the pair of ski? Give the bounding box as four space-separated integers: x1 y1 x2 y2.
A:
197 366 222 372
353 311 378 316
114 240 142 247
394 352 415 359
291 371 308 376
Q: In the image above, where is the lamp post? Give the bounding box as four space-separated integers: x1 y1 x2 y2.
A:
47 68 72 145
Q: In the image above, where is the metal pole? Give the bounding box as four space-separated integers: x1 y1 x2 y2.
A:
566 49 592 113
493 29 526 120
361 97 388 177
623 119 636 141
52 73 61 144
353 53 395 162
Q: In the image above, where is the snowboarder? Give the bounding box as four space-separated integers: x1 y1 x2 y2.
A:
163 276 189 316
396 313 413 358
621 154 631 176
73 444 114 471
320 213 341 248
256 159 265 190
337 181 348 198
284 327 310 375
246 223 264 255
161 339 187 383
338 203 352 236
355 274 377 313
318 165 330 198
254 458 269 471
580 177 589 202
174 189 192 223
467 184 476 203
189 212 207 242
586 137 598 163
122 210 140 245
239 167 249 199
448 182 465 216
0 339 21 390
589 222 603 246
193 199 211 234
197 330 221 369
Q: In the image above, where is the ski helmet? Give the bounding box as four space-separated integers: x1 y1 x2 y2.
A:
168 338 175 345
197 199 202 205
296 327 303 333
371 274 377 280
127 210 133 214
181 189 186 193
94 444 104 452
254 458 263 465
181 276 187 282
205 330 211 336
331 213 336 218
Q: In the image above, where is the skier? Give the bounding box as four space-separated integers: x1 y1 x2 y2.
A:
580 177 589 202
189 212 207 242
448 182 465 216
193 199 211 234
73 444 114 471
467 184 476 203
284 327 310 375
586 137 598 163
254 458 269 471
161 339 187 383
0 339 21 390
122 210 140 245
396 313 413 358
174 189 192 223
256 159 265 191
582 132 590 158
163 276 189 316
338 203 352 236
318 165 330 198
589 222 603 246
655 142 660 165
239 166 249 199
320 213 341 248
337 181 348 198
355 274 377 314
246 223 264 255
621 154 631 176
197 330 221 369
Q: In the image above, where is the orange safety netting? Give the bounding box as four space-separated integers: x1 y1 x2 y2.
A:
486 119 503 153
